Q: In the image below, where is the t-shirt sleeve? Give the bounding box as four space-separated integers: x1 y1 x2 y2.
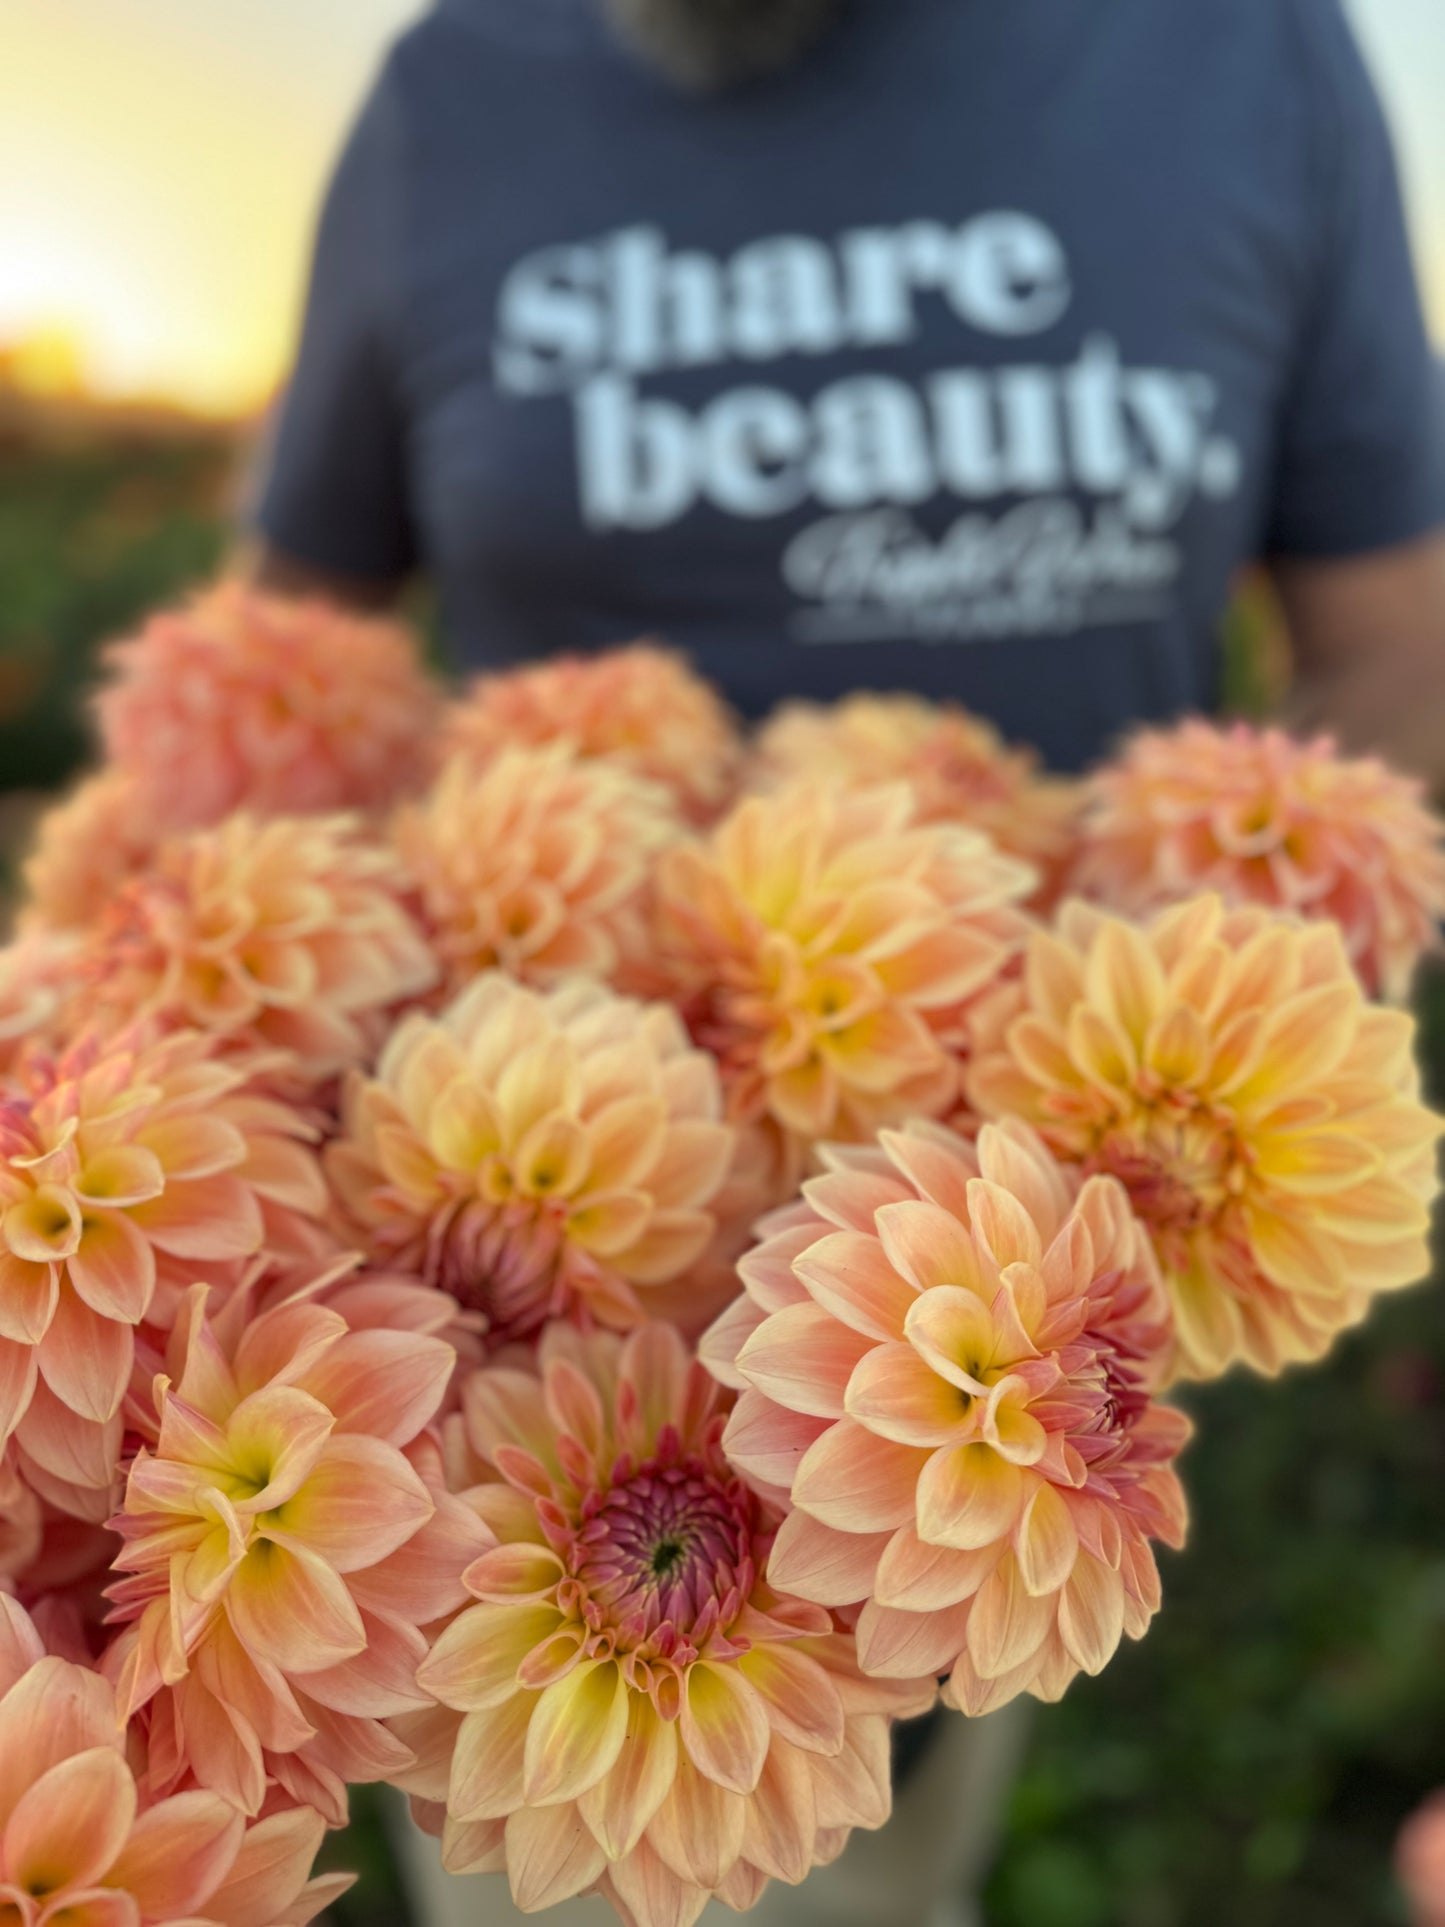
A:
251 73 418 582
1266 0 1445 559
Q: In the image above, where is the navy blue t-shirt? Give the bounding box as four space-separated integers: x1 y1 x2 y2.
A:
255 0 1445 769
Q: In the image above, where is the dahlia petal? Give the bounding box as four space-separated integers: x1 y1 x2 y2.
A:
584 1095 669 1195
72 1144 166 1208
874 1200 989 1299
299 1608 432 1718
696 1294 765 1389
128 1175 263 1259
967 1553 1055 1678
765 1511 888 1607
854 1597 971 1677
1014 1480 1079 1596
265 1434 432 1573
0 1658 118 1831
1066 1004 1135 1091
4 1185 81 1263
135 1113 250 1182
225 1538 366 1673
792 1231 917 1339
965 1179 1044 1270
903 1287 998 1393
618 1209 717 1286
648 1760 747 1890
523 1657 630 1805
201 1804 328 1927
721 1390 827 1494
3 1744 135 1895
679 1661 770 1795
872 1526 998 1612
448 1695 534 1823
15 1378 120 1490
738 1644 845 1754
225 1386 336 1510
568 1189 654 1258
103 1789 244 1916
505 1802 607 1913
0 1252 58 1344
34 1891 140 1927
440 1814 508 1876
740 1738 818 1885
576 1695 679 1860
605 1835 709 1927
916 1443 1026 1550
1085 919 1165 1047
812 1716 892 1832
737 1303 873 1419
844 1341 975 1448
417 1603 565 1712
1167 1258 1244 1381
1058 1553 1127 1674
463 1542 566 1603
0 1599 44 1695
36 1284 132 1421
791 1420 928 1532
0 1336 39 1442
65 1211 156 1323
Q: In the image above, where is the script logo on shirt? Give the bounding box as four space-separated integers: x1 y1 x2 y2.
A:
492 216 1242 645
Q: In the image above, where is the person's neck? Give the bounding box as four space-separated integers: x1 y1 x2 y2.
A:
600 0 848 91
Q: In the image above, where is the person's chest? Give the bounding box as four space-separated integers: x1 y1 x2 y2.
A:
394 0 1315 663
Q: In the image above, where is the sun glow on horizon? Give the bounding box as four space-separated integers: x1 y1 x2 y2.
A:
0 0 1441 420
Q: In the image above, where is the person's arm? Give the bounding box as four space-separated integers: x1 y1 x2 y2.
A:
245 63 418 600
1262 1 1445 785
1276 533 1445 788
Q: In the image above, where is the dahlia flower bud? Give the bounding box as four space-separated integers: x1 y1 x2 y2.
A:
441 642 743 823
1072 718 1445 1001
703 1117 1188 1717
652 780 1035 1160
0 1594 349 1926
18 769 160 935
95 581 442 828
0 1024 324 1517
412 1322 934 1923
393 745 680 996
753 693 1080 903
326 973 737 1347
107 1282 488 1823
966 896 1443 1379
77 812 437 1082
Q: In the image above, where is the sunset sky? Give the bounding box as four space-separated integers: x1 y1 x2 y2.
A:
2 0 1443 417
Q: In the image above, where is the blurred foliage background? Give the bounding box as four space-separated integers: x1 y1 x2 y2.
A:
0 385 1440 1926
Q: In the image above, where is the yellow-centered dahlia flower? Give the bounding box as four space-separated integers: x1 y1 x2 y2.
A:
79 812 437 1082
702 1118 1187 1717
0 1024 324 1516
652 780 1034 1161
753 693 1080 902
107 1282 487 1824
394 746 679 996
966 896 1443 1379
0 1594 351 1927
326 974 736 1346
19 769 160 935
442 643 743 824
1072 718 1445 1001
95 582 442 827
412 1322 934 1924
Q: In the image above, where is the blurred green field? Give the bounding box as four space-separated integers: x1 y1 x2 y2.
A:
1 401 1441 1927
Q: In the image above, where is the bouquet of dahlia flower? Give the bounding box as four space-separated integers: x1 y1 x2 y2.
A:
0 581 1440 1925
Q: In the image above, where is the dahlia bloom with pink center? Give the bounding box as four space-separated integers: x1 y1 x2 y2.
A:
393 745 680 996
1072 718 1445 1001
965 896 1443 1379
0 1592 350 1926
106 1282 487 1824
77 812 437 1083
703 1117 1188 1717
326 973 737 1347
411 1322 934 1924
0 1025 324 1519
441 643 744 823
18 769 160 936
753 694 1080 903
652 780 1034 1162
95 582 443 828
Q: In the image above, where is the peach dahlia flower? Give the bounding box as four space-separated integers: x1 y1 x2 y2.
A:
394 745 679 996
107 1282 487 1824
0 1025 324 1517
753 693 1080 902
412 1322 934 1924
441 643 743 823
652 780 1034 1160
95 582 442 829
703 1118 1188 1717
966 896 1443 1380
79 812 436 1082
1072 718 1445 1001
0 1593 348 1927
326 973 736 1346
